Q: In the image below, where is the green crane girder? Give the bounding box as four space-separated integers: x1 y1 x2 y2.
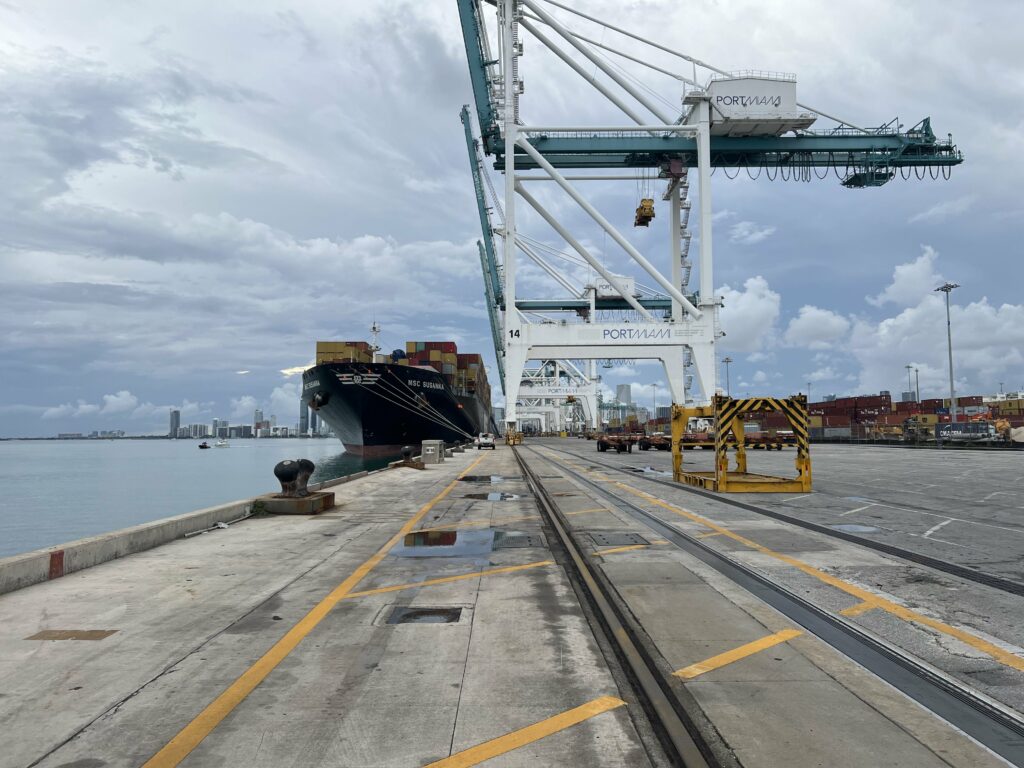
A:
478 242 507 391
455 0 962 187
498 120 961 187
461 107 503 304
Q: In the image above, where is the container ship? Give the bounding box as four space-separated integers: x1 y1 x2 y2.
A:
302 340 494 456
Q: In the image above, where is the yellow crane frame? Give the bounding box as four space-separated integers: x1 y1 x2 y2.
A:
671 395 812 493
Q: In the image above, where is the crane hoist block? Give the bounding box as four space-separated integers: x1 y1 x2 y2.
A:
634 198 655 227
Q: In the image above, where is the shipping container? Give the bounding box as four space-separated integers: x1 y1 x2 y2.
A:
824 427 852 438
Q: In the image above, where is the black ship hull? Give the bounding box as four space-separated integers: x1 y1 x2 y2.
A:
302 362 492 456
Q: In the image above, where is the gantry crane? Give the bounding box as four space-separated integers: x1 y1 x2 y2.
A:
456 0 962 433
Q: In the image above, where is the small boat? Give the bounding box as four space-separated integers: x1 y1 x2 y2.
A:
198 441 211 449
215 439 229 448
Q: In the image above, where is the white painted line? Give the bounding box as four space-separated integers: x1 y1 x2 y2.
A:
783 494 812 502
870 501 1024 536
979 491 1011 503
840 503 878 517
923 519 953 538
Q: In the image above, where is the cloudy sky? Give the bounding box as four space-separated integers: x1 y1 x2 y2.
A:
1 0 1021 437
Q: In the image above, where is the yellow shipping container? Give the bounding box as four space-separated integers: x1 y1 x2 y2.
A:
429 350 442 361
809 415 823 428
406 342 417 354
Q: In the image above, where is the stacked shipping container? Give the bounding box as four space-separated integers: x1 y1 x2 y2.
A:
399 341 491 405
316 341 373 365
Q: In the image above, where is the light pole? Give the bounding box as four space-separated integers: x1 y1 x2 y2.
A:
807 380 812 403
905 364 913 402
722 357 733 397
934 282 959 423
914 368 920 402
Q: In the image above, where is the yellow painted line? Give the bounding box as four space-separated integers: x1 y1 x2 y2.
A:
592 544 649 558
564 507 611 516
696 531 723 539
674 629 803 679
143 453 490 768
343 560 554 599
424 695 626 768
613 482 1024 673
840 601 878 617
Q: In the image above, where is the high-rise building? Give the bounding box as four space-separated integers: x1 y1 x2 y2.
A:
615 384 632 405
254 409 263 429
169 408 181 438
270 414 277 428
310 410 319 434
299 400 309 435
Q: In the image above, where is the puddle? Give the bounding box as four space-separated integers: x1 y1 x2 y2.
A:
640 466 671 476
388 607 463 624
391 529 495 557
464 492 520 501
459 475 507 483
830 524 880 534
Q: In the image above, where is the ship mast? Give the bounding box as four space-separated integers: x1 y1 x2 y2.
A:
369 320 381 353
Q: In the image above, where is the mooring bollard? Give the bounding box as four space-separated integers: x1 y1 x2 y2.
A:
274 459 316 498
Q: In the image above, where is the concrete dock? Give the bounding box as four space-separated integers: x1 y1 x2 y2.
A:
1 442 1021 767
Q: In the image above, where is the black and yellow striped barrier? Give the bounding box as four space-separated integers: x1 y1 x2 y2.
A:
671 395 812 493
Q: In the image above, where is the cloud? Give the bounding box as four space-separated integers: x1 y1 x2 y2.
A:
867 245 945 308
236 370 250 375
229 395 259 421
850 294 1024 396
752 370 768 384
784 306 851 350
100 390 138 414
269 382 301 424
729 221 777 245
806 366 839 382
42 400 100 419
908 194 977 224
718 276 781 353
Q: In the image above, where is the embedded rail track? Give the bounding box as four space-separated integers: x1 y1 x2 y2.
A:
518 445 1024 767
541 444 1024 598
512 447 715 768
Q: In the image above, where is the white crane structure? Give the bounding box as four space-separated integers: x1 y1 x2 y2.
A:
456 0 961 435
516 360 598 433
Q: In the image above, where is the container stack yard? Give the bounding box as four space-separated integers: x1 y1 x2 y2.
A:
797 392 1024 444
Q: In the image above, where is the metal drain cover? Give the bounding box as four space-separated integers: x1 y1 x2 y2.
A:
387 607 463 624
588 532 649 547
493 532 546 549
459 475 507 483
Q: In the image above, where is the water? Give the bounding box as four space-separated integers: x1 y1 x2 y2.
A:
0 439 395 558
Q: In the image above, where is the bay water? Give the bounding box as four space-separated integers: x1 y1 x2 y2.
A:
0 438 393 558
